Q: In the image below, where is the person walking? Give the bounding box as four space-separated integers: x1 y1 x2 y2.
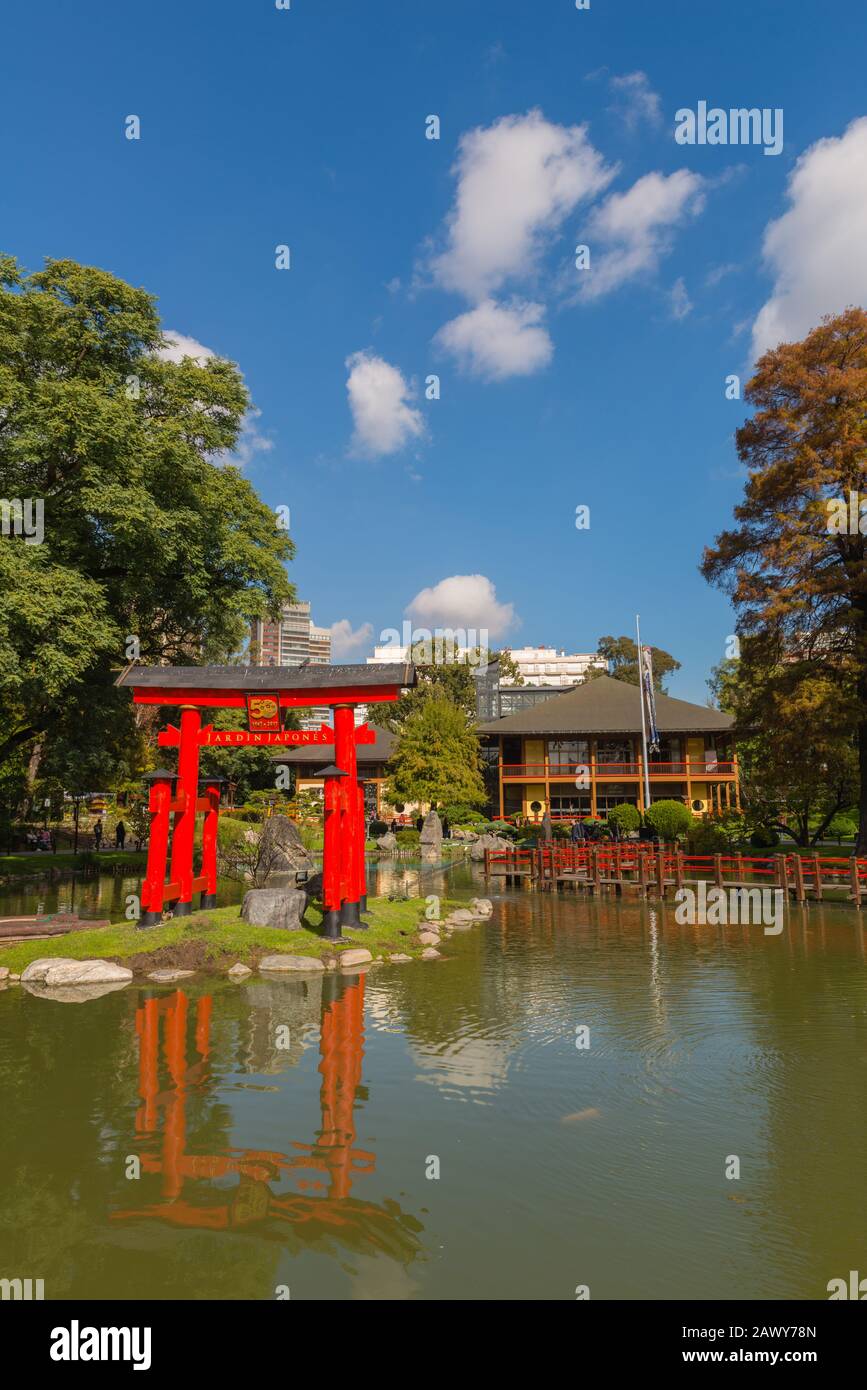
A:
115 819 127 850
93 818 103 851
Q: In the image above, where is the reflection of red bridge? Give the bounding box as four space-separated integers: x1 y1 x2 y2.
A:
112 977 421 1257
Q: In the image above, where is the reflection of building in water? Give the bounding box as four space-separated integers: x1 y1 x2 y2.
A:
112 978 422 1261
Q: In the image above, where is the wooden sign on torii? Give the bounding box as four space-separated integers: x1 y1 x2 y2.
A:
115 663 415 936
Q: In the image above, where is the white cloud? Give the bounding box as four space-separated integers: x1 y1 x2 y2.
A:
157 331 215 364
434 298 553 381
345 350 425 458
406 574 517 640
579 169 705 299
608 71 662 131
428 109 616 300
329 619 374 659
670 277 692 320
751 117 867 359
225 408 274 468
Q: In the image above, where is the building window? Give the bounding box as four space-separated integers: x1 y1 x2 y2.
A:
551 793 591 817
596 740 633 766
595 784 637 814
548 739 589 768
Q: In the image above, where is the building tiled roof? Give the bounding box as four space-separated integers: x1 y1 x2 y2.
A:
278 725 397 766
116 663 415 691
476 674 734 735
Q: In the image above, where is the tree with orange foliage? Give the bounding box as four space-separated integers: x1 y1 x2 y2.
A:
702 308 867 851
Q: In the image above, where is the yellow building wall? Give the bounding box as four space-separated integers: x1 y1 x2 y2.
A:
523 783 547 816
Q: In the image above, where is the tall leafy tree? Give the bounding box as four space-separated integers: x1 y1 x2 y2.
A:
385 697 486 810
701 308 867 850
0 256 293 797
588 635 681 691
383 642 518 730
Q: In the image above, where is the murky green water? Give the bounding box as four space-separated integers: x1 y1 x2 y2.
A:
0 858 457 923
1 873 866 1300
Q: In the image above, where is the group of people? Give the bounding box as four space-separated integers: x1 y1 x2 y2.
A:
25 828 55 852
91 819 128 850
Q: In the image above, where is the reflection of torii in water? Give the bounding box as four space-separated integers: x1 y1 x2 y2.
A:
112 974 422 1262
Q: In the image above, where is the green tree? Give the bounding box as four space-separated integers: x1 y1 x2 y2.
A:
383 641 512 730
385 697 486 809
589 635 681 692
700 308 867 851
0 255 293 799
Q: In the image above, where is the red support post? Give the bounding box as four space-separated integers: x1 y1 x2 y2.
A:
322 772 345 938
169 706 201 916
334 705 363 930
200 778 222 909
355 780 368 912
140 772 174 927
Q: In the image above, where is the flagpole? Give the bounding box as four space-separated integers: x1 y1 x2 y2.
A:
636 614 651 812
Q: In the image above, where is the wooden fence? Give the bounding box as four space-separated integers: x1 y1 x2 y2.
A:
483 844 867 905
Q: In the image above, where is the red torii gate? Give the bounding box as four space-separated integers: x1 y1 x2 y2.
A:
115 663 415 936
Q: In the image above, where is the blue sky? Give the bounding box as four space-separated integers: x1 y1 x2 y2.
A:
5 0 867 701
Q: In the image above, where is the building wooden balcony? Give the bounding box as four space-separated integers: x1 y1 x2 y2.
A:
500 761 738 780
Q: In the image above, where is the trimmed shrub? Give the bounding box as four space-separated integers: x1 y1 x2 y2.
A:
645 799 693 842
607 803 641 835
395 828 420 848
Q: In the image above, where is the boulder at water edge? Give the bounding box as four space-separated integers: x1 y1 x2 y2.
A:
21 957 133 988
469 833 512 862
241 889 306 932
259 954 325 974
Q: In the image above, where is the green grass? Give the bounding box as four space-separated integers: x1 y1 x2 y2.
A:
0 850 147 877
0 896 464 975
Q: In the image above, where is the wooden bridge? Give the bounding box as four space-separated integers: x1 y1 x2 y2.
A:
483 844 867 905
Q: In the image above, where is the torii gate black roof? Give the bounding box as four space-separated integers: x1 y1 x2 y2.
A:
115 663 416 691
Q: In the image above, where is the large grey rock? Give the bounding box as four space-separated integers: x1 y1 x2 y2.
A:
471 897 494 915
376 832 398 852
469 833 512 861
420 810 443 848
418 930 441 946
259 954 325 974
241 888 306 932
259 815 315 874
21 957 133 988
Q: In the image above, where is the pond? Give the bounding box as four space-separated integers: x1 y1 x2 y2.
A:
0 856 464 923
1 872 865 1300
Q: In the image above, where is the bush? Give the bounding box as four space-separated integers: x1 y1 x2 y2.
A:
688 820 730 854
826 814 857 841
645 799 693 842
750 826 780 849
442 803 483 825
395 829 420 847
607 803 641 835
369 819 388 838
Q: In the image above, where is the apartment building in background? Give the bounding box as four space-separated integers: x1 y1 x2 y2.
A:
250 601 332 729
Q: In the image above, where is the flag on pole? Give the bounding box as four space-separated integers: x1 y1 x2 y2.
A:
641 646 660 752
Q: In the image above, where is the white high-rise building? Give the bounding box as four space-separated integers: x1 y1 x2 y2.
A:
500 646 606 688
